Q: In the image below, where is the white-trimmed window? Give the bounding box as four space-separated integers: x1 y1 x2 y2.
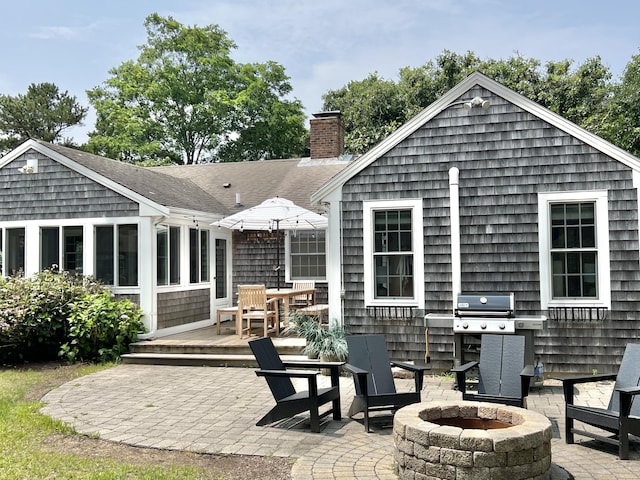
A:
95 224 138 286
157 225 181 286
286 230 326 281
363 199 424 307
39 226 83 274
189 228 210 283
538 191 610 308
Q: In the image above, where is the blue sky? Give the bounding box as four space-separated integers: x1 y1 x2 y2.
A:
1 0 638 144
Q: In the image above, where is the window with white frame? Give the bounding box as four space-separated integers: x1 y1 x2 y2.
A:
287 230 326 281
157 225 180 286
538 191 610 308
363 199 424 307
95 224 138 286
189 228 210 283
6 228 24 276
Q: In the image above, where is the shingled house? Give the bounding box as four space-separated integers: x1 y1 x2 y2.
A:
0 112 348 338
312 72 640 374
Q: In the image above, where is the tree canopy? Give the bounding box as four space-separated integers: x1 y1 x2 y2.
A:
322 50 633 155
86 13 307 164
0 82 87 153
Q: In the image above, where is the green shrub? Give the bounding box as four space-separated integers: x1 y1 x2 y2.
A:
60 290 144 363
0 270 144 364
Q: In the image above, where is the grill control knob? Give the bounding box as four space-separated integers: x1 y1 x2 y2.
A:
480 322 487 329
499 322 506 330
462 322 469 329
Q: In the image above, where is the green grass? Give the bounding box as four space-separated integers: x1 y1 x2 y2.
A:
0 365 211 480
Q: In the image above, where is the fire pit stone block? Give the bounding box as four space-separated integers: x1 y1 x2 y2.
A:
394 401 552 480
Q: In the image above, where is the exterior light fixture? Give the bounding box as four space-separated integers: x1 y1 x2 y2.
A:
463 96 491 110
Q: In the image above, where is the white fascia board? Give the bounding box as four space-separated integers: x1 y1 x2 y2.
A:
165 207 221 224
0 139 39 168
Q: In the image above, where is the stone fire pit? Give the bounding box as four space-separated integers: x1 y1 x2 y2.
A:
394 401 552 480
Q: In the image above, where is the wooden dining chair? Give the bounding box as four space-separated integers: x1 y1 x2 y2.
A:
237 285 279 338
289 280 315 310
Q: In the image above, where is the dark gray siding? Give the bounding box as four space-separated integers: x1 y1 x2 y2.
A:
231 230 328 302
341 86 640 373
157 289 210 329
0 151 138 220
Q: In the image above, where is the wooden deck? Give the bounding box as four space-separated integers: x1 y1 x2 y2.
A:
122 321 307 367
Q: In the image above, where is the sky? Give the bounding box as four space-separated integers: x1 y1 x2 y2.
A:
1 0 639 144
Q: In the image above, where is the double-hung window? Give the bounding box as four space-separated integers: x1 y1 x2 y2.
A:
287 230 326 281
363 199 424 307
538 191 610 308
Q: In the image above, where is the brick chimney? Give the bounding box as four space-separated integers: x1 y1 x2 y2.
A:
309 111 344 159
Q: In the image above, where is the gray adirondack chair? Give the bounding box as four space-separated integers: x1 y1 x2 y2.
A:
451 334 534 407
344 334 429 432
558 343 640 459
249 337 342 432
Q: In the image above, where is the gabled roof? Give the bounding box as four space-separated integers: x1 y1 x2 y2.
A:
156 157 348 214
1 139 226 217
311 71 640 204
0 139 349 217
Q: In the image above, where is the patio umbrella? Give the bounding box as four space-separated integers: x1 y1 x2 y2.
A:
213 197 328 288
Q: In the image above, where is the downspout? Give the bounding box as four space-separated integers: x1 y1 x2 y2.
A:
449 167 461 313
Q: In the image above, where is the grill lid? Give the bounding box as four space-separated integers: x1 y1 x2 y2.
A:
455 293 515 318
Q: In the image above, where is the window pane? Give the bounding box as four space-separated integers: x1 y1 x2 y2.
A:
157 226 168 285
581 203 595 223
551 226 565 249
189 228 198 283
7 228 25 276
215 239 227 299
566 226 580 248
41 227 60 271
118 225 138 286
95 226 114 284
583 275 597 296
582 226 595 248
63 227 83 274
200 230 209 282
169 226 180 285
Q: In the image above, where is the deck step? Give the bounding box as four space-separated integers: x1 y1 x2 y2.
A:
121 352 309 368
128 339 305 357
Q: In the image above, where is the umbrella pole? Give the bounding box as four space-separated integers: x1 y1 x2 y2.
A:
276 220 281 290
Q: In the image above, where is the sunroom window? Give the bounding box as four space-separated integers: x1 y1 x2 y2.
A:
95 225 138 286
189 228 210 283
157 225 180 286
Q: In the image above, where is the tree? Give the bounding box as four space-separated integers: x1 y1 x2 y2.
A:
86 14 306 164
322 50 616 155
596 51 640 156
0 82 87 152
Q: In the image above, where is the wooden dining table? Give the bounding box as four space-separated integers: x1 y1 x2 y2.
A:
266 286 316 325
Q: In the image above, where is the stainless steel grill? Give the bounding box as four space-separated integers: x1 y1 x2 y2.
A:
453 293 515 333
425 293 547 367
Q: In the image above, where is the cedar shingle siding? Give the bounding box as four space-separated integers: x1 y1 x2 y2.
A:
340 86 640 373
157 289 211 329
0 152 138 220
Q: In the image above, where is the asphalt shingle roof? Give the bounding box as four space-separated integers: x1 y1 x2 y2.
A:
39 141 349 215
41 141 226 214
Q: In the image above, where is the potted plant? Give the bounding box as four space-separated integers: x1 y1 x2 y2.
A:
285 312 348 373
